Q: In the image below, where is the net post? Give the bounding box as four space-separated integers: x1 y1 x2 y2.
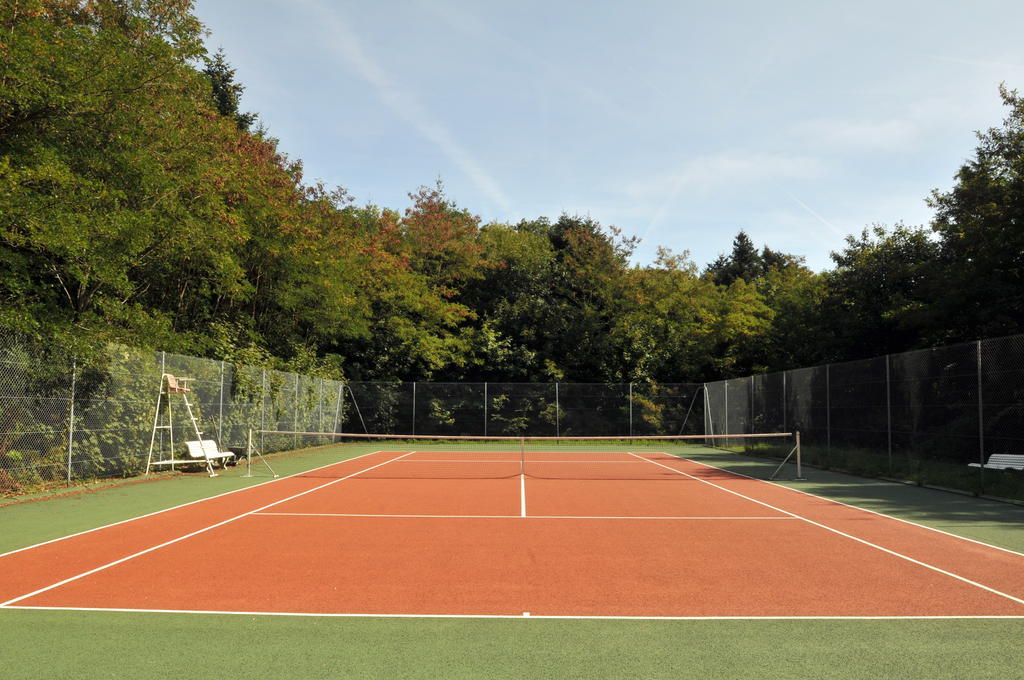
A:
795 430 804 480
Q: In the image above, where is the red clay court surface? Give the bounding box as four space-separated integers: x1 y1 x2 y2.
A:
2 449 1024 619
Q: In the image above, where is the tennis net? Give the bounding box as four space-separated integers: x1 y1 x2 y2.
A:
249 430 803 480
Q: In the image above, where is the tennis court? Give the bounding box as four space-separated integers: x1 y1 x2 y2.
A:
2 437 1022 620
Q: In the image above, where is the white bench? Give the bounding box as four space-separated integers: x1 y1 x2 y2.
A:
968 454 1024 471
186 440 236 465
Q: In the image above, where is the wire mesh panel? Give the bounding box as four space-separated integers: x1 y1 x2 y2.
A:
557 383 631 436
0 331 75 492
827 356 889 470
411 382 486 436
222 363 263 450
724 377 751 437
704 380 726 436
889 342 979 486
343 382 414 434
751 372 786 434
783 366 827 460
630 383 704 436
75 346 163 480
981 335 1024 498
486 383 558 436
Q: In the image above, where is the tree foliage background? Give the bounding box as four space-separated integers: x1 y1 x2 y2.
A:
2 1 1023 383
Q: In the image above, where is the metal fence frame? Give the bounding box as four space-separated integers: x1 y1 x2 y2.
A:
704 336 1024 500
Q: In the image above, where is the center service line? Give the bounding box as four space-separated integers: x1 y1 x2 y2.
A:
520 472 527 517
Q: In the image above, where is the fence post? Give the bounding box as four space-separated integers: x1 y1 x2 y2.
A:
483 382 488 436
703 382 710 440
885 354 892 475
260 369 266 453
339 385 348 432
334 383 344 433
749 375 754 433
218 361 225 445
724 380 729 443
412 381 417 435
293 373 299 448
555 382 560 437
977 340 985 492
628 382 633 438
781 371 787 433
66 361 77 486
826 363 831 453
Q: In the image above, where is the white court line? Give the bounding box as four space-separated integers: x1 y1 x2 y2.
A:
3 604 1023 620
0 452 417 608
252 512 797 520
396 459 646 464
520 473 527 517
627 452 1024 607
0 448 392 560
682 456 1024 559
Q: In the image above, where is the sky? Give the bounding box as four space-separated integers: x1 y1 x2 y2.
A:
194 0 1024 271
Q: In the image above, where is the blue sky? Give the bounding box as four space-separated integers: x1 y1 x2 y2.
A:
194 0 1024 271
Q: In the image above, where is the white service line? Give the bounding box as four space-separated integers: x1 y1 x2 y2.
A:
0 451 417 608
627 452 1024 607
0 448 391 560
251 512 797 520
3 604 1023 621
520 473 527 517
398 459 645 463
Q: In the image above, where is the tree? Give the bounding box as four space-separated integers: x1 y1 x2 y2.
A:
203 48 257 131
705 231 762 285
820 225 940 359
928 85 1024 341
0 0 238 350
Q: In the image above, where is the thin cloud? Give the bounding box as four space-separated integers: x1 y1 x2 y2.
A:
785 193 848 239
417 0 640 124
631 152 824 242
298 0 511 211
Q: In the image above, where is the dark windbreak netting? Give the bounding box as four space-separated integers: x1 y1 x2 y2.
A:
702 338 1024 500
556 383 631 436
889 342 979 486
411 382 485 436
981 335 1024 499
630 383 704 436
827 356 889 464
751 372 786 433
783 366 827 463
342 382 414 434
485 383 558 436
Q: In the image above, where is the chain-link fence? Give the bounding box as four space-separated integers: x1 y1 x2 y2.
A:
337 381 704 438
0 332 351 495
0 329 706 495
704 336 1024 501
8 324 1020 501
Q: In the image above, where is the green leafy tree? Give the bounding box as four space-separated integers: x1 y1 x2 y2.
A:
928 84 1024 340
821 224 940 359
203 48 257 131
0 0 240 349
